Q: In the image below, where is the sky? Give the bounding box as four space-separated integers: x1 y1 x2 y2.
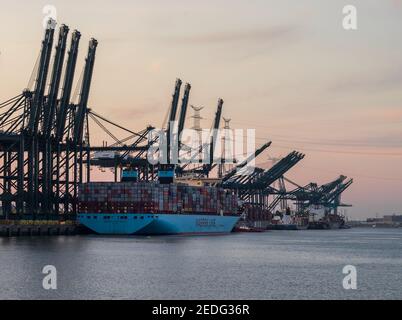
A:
0 0 402 219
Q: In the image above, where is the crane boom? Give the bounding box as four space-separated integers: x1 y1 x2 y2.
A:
222 141 272 183
43 24 69 138
73 38 98 144
56 30 81 142
177 83 191 143
166 79 182 163
206 99 223 171
27 19 55 135
168 79 182 125
200 99 224 175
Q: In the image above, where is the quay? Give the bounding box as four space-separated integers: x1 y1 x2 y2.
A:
0 221 81 237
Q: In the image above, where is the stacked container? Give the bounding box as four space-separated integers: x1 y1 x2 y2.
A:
78 182 239 216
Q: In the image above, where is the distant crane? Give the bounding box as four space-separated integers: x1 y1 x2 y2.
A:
267 156 287 212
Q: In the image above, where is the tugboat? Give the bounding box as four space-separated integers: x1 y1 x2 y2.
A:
233 225 266 233
233 211 266 233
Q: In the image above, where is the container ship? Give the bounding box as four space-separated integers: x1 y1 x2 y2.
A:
78 168 240 235
307 206 345 229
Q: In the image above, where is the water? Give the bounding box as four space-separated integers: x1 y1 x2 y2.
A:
0 228 401 300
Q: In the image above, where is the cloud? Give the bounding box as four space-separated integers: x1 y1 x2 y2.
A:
120 102 167 120
165 25 296 46
330 66 402 93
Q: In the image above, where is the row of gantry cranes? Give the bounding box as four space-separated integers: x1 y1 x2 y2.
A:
0 20 353 222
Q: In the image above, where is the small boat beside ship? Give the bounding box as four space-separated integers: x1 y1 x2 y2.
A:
233 225 266 233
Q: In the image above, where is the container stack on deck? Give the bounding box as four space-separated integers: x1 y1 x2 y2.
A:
78 182 238 216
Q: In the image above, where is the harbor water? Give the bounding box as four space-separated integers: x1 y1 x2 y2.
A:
0 228 401 300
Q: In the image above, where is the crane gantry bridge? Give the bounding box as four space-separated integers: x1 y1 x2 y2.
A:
0 20 353 221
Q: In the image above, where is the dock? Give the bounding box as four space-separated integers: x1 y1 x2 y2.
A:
0 221 79 237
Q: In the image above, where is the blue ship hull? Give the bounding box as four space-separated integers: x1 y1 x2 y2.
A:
78 213 240 235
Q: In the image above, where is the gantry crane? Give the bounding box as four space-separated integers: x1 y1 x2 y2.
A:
0 20 149 219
